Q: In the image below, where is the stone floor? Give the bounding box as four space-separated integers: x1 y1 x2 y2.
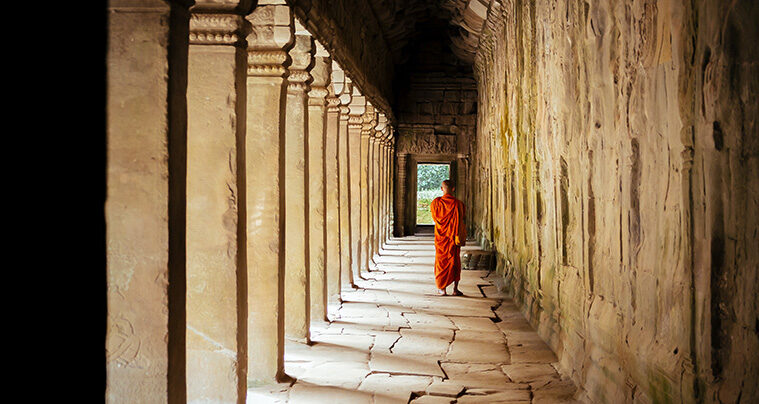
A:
248 235 581 403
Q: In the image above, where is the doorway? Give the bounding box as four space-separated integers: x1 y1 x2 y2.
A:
416 163 451 229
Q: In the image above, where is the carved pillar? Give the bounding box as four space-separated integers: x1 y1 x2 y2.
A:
325 62 345 307
371 128 381 259
307 41 331 323
387 134 396 242
338 78 355 289
378 136 387 249
373 113 387 250
106 1 190 402
389 138 396 240
244 1 293 383
185 5 251 402
348 89 366 283
395 152 408 236
283 23 314 344
382 126 392 245
359 105 373 273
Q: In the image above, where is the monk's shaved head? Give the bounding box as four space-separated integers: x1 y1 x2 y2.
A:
441 179 454 194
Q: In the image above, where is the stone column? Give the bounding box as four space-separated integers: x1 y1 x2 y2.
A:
386 132 394 243
371 130 381 259
338 78 355 289
284 24 314 343
106 1 190 402
348 89 366 283
359 106 372 274
185 5 251 402
389 139 396 239
378 137 386 250
379 121 390 247
245 1 293 384
395 152 408 236
325 63 345 306
368 133 377 266
307 41 331 324
373 114 386 251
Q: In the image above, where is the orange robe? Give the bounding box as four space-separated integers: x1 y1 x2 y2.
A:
430 193 466 289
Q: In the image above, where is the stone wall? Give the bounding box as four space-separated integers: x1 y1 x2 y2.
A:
470 0 758 403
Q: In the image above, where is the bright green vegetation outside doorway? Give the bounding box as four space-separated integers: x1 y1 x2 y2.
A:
416 163 450 225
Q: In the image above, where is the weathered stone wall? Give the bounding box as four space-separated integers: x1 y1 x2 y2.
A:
471 0 758 403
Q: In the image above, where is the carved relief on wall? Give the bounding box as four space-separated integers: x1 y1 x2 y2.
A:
397 129 457 155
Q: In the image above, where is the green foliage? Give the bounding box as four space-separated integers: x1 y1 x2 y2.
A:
416 164 450 224
417 194 441 225
417 164 450 190
416 164 449 224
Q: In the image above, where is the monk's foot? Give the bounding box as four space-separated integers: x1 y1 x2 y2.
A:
437 289 447 296
452 289 463 296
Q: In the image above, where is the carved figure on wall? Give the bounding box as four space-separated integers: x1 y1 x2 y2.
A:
398 131 457 154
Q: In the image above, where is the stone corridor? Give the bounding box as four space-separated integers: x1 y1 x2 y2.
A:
106 0 758 402
249 235 577 403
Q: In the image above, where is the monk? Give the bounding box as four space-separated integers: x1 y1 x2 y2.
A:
430 179 466 296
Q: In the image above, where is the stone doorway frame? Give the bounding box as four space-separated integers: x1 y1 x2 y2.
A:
401 153 462 235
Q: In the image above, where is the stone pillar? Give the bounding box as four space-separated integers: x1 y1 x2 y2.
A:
385 132 394 243
368 133 377 266
348 89 366 283
389 139 396 239
106 1 190 402
338 78 355 289
283 24 314 344
395 152 408 236
244 1 293 384
307 41 331 323
378 120 390 247
325 63 345 306
359 106 372 274
378 137 386 250
371 130 381 259
185 5 251 402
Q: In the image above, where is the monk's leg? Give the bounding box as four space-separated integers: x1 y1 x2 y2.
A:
452 245 462 295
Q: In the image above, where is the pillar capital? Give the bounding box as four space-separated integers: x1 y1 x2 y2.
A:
348 88 366 128
361 104 377 138
190 12 249 46
287 33 314 93
338 77 353 119
326 95 341 112
246 4 294 77
308 41 332 106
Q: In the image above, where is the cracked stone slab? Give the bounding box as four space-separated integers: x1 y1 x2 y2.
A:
296 361 371 389
446 332 510 363
449 316 502 333
287 383 373 404
456 388 532 403
410 395 456 403
501 363 559 383
369 352 446 377
507 344 558 363
440 362 524 390
425 380 465 397
358 373 433 403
